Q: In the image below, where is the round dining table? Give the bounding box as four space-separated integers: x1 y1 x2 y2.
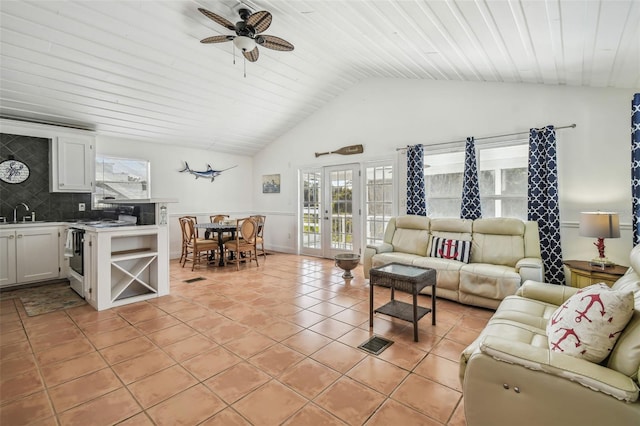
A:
194 222 237 266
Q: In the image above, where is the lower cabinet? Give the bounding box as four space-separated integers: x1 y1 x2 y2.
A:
0 226 61 287
85 226 169 311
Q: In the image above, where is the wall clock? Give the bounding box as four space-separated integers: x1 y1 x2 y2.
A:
0 159 30 184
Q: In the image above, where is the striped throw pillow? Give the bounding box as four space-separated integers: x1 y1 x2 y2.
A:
430 237 471 263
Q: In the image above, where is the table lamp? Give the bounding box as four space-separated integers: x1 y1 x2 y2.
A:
579 212 620 267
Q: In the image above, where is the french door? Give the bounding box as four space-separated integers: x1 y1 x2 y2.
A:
300 164 361 259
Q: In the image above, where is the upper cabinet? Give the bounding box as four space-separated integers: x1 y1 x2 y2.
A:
50 135 95 192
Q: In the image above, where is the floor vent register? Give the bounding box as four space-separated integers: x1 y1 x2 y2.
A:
358 335 394 355
183 277 207 283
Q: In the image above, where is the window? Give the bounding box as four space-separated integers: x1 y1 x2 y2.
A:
93 155 150 209
424 142 528 219
365 164 394 245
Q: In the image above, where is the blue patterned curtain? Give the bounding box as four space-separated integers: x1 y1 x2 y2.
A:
407 144 426 216
460 137 482 219
632 93 640 245
528 125 565 285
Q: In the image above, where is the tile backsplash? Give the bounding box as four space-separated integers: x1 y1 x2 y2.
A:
0 133 154 224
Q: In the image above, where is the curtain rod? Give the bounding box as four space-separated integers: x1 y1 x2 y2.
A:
396 123 577 151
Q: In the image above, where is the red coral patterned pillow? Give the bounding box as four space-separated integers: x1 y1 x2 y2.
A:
546 283 634 363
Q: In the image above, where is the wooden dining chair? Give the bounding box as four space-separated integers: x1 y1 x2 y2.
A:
224 217 259 271
250 214 267 261
178 216 194 263
180 217 218 270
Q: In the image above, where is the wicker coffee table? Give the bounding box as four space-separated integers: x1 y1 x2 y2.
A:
369 263 436 342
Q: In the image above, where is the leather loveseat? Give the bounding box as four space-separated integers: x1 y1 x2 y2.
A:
459 245 640 426
363 215 543 309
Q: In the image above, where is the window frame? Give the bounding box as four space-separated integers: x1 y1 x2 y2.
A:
93 155 151 209
424 139 528 219
364 161 395 246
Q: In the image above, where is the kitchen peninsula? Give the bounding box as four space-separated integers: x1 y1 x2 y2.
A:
78 198 176 311
80 223 169 311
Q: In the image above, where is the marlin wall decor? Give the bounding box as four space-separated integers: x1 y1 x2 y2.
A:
179 162 237 182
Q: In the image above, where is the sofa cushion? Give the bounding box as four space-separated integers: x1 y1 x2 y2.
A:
412 256 463 292
391 228 429 255
429 237 471 263
607 269 640 380
371 252 422 270
489 294 557 330
546 283 634 363
471 218 526 267
459 264 521 301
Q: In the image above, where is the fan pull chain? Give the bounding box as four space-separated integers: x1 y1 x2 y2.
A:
232 43 236 65
243 56 247 78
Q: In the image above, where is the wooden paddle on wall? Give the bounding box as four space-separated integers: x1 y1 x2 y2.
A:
315 144 364 158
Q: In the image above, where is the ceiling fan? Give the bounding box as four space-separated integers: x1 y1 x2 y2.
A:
198 5 294 64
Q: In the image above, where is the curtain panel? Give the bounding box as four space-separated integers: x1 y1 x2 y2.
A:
460 137 482 220
406 144 427 216
528 125 565 285
632 93 640 245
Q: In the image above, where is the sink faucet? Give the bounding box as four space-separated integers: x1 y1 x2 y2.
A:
13 203 29 223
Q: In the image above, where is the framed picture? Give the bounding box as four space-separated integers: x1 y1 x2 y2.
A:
262 174 280 193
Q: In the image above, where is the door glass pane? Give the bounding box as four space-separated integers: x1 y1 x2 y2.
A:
302 171 321 249
330 169 353 251
365 164 393 245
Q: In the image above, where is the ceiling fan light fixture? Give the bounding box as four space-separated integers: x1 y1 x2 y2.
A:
233 36 256 52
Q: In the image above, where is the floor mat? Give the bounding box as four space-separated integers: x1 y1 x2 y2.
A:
13 283 86 317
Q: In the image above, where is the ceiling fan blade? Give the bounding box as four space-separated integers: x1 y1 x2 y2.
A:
243 47 259 62
257 35 294 51
200 35 234 44
198 8 235 31
246 10 272 33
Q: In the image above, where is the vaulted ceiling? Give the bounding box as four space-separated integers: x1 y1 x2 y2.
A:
1 1 638 155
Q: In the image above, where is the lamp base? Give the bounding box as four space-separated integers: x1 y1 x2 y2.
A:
589 257 615 268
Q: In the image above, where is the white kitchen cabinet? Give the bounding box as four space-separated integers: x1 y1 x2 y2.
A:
50 135 95 192
0 226 61 287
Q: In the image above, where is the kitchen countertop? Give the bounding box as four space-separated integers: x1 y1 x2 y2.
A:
0 221 159 231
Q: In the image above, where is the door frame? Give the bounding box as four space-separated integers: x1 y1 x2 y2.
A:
299 163 362 259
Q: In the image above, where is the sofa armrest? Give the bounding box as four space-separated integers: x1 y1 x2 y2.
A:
515 280 579 305
515 257 544 282
367 242 394 254
479 335 639 402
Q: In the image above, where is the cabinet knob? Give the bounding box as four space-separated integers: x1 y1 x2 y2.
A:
9 234 15 239
17 234 23 238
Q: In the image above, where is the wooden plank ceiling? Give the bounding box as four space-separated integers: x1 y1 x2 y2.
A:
1 0 638 155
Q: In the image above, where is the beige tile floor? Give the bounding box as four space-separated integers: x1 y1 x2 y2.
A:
0 253 494 425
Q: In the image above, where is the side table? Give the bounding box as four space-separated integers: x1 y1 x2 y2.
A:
369 263 436 342
563 260 627 288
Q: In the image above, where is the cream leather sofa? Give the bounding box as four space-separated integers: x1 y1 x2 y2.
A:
363 215 543 309
460 245 640 426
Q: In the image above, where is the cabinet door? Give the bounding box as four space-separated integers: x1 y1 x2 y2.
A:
0 230 17 287
16 227 60 283
51 136 95 192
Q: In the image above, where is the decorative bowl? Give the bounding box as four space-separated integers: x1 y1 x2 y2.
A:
334 253 361 279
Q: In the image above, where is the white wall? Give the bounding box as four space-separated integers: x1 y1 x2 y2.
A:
253 78 638 268
96 136 254 258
